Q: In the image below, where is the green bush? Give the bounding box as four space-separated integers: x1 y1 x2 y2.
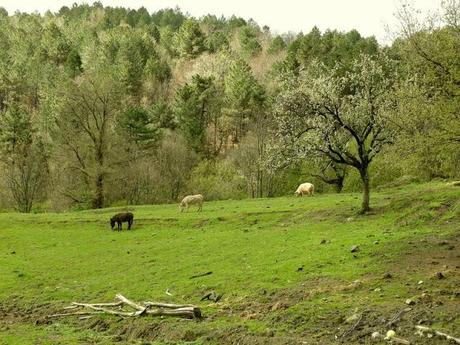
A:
189 160 246 200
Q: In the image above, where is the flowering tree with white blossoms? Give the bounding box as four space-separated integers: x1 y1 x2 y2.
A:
272 54 398 213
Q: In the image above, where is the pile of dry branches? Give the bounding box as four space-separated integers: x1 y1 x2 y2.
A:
48 294 202 320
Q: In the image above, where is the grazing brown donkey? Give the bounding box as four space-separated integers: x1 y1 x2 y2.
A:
110 212 134 231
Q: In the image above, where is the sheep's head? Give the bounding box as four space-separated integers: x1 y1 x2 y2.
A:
110 218 116 229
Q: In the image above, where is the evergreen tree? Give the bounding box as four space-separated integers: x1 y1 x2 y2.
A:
238 25 262 57
174 75 219 156
174 19 205 58
224 59 265 142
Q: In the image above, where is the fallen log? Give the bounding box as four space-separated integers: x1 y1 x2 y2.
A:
71 302 144 317
146 306 201 319
143 301 196 309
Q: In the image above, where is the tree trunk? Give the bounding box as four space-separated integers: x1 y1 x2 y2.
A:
93 138 105 209
257 169 263 198
93 151 104 208
213 115 218 156
335 176 344 193
360 167 370 213
93 173 104 209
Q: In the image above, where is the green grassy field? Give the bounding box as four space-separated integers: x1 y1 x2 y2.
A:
0 182 459 344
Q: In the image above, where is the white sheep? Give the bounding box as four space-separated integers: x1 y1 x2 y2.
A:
180 194 204 212
294 182 314 197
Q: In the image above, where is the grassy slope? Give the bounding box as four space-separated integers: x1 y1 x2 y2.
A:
0 182 459 344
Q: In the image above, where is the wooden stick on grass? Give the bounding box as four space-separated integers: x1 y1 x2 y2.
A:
415 325 460 344
48 311 105 318
115 294 146 313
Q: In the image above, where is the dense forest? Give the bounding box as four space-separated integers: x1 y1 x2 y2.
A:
0 1 458 213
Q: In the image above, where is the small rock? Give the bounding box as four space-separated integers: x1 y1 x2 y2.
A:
346 217 354 222
350 245 360 253
405 299 415 305
383 272 393 279
371 331 382 339
418 280 424 285
345 313 359 324
374 288 382 292
373 240 380 245
320 239 327 244
271 302 283 311
420 293 431 301
435 272 445 279
385 330 396 340
265 329 274 337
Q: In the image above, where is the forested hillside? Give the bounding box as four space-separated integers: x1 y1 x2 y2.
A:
0 2 458 212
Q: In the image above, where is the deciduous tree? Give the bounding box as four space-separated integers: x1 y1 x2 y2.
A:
54 67 121 208
0 104 48 212
273 54 397 213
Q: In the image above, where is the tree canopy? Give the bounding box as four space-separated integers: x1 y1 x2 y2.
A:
0 2 457 212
